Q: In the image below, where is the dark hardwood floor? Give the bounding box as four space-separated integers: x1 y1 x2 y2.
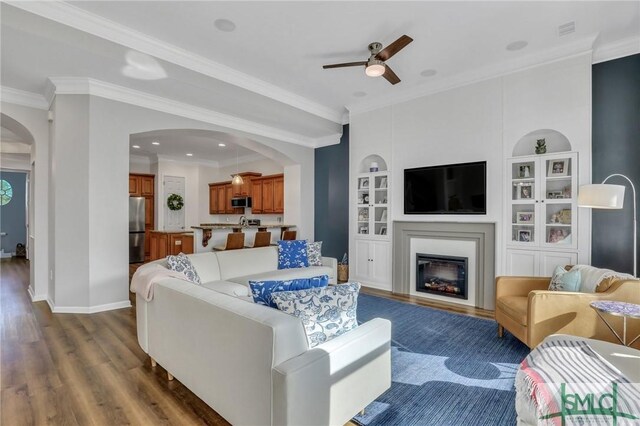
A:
1 258 229 425
2 259 491 425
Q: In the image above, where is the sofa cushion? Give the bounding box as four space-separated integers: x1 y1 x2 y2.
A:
201 280 252 298
548 266 581 292
249 275 329 308
167 253 201 284
307 241 323 266
215 246 279 280
272 282 361 348
497 296 528 326
227 266 333 290
277 240 309 269
186 252 222 283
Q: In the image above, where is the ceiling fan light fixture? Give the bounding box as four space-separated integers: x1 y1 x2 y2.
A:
365 60 385 77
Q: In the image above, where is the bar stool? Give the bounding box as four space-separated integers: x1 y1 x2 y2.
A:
281 230 297 240
245 231 271 248
213 232 245 251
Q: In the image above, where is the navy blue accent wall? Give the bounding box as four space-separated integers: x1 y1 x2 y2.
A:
0 171 27 254
592 54 640 275
315 124 349 260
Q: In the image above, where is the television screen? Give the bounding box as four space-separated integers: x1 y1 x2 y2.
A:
404 161 486 214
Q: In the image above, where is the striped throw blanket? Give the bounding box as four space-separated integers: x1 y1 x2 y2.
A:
516 339 640 425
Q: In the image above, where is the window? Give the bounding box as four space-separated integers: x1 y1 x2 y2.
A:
0 180 13 206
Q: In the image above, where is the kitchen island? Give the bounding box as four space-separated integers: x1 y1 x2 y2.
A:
191 224 296 252
149 230 194 260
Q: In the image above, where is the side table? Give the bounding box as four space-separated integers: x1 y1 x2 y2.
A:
590 301 640 347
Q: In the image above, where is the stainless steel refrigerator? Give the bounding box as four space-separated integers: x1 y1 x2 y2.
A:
129 197 145 263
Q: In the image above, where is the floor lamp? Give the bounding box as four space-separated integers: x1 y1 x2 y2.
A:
578 174 637 277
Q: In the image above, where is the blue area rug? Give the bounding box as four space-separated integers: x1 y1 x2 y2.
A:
353 294 530 426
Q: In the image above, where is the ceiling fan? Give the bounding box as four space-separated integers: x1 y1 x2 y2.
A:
322 35 413 85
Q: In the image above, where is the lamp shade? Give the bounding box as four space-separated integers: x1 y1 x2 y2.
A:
578 184 625 209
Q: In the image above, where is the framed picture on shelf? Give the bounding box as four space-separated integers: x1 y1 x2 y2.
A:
359 178 369 189
547 159 569 177
558 209 571 224
380 210 387 221
380 226 387 235
516 212 534 224
379 177 387 189
519 184 533 200
359 226 368 235
546 190 563 199
517 230 532 242
548 228 569 243
518 165 531 178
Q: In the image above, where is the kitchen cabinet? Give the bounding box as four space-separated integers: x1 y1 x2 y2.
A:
208 172 283 215
129 173 155 260
149 231 194 261
251 179 263 213
274 175 284 214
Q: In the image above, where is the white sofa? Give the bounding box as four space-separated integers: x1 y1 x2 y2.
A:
135 246 392 426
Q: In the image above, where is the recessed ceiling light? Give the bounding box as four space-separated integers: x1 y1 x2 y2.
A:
420 69 437 77
151 141 160 146
214 19 236 32
506 40 528 51
353 91 367 98
132 145 140 149
186 153 193 157
218 143 226 147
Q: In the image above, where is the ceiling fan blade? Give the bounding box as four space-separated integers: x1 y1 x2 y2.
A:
375 35 413 61
322 61 367 69
382 65 401 85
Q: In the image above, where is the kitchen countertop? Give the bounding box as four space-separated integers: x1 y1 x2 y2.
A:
149 230 194 234
192 224 295 230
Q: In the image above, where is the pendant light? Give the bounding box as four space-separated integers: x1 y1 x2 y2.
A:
231 145 244 185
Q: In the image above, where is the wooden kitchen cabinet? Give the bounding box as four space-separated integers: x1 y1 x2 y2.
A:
149 231 194 261
251 179 263 213
262 178 274 213
140 176 154 196
274 175 284 214
129 176 140 196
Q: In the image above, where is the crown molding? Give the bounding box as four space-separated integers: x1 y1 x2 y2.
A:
8 1 343 125
346 36 597 116
592 36 640 64
1 86 49 110
47 77 341 148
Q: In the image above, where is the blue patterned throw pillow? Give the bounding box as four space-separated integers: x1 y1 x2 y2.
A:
271 282 361 348
277 240 309 269
548 266 581 292
166 252 201 284
306 241 323 267
249 275 329 308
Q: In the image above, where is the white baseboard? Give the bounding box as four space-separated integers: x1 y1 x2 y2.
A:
48 299 132 314
27 286 47 302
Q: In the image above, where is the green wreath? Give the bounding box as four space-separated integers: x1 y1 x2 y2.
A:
167 193 184 211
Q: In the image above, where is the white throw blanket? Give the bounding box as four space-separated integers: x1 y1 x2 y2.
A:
130 264 192 301
570 264 635 293
516 338 640 425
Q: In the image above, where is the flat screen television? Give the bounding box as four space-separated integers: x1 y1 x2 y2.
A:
404 161 486 214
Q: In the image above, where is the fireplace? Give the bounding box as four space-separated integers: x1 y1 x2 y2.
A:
416 254 468 300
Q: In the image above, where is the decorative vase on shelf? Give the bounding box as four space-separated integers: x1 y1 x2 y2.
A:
370 162 379 172
535 139 547 154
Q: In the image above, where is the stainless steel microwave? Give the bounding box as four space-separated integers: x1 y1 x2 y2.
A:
231 197 252 208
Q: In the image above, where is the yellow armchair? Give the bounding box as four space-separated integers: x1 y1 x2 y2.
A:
495 275 640 349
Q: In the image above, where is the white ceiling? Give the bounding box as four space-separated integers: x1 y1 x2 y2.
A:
130 129 268 165
2 1 639 145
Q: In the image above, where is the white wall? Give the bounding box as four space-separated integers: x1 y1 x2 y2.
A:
349 54 592 277
1 102 49 302
44 94 314 312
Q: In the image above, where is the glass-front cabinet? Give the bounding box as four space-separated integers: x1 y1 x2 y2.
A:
356 172 389 238
507 152 578 250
